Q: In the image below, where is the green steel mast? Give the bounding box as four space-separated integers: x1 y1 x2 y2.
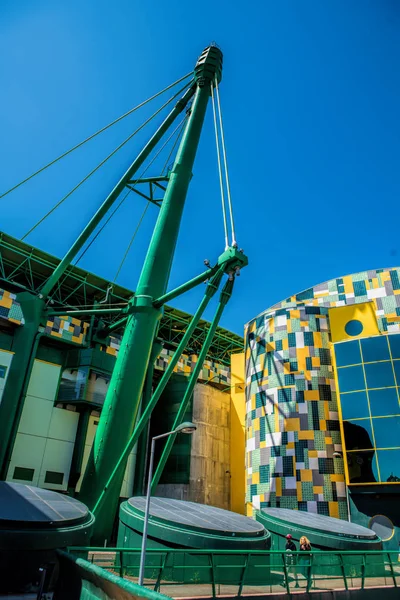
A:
0 67 196 478
79 46 224 543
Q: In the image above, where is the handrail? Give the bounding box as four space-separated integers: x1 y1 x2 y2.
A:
69 547 400 554
67 547 400 598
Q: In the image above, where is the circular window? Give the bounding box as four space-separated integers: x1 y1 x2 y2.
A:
345 319 364 336
369 515 395 541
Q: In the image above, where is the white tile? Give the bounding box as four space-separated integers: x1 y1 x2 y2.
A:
38 438 74 491
7 433 47 486
26 360 61 401
48 407 79 442
18 395 53 438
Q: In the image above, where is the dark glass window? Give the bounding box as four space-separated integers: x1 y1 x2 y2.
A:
13 466 34 482
346 450 378 484
389 334 400 360
364 361 395 389
372 417 400 449
376 449 400 482
340 391 369 420
361 336 390 363
344 419 373 450
338 365 365 393
368 388 400 417
335 340 361 367
44 471 64 485
393 360 400 386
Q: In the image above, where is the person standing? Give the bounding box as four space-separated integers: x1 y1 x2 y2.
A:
299 536 312 584
282 534 299 588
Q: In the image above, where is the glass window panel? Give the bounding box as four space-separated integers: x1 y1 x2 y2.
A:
334 340 361 368
389 334 400 360
364 361 395 389
393 360 400 386
340 391 369 420
376 449 400 483
346 450 378 484
368 388 400 417
361 336 390 363
343 419 374 451
372 417 400 449
337 365 365 393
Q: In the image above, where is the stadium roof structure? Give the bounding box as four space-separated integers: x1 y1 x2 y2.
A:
0 230 243 365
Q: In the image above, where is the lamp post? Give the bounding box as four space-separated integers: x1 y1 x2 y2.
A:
138 421 197 586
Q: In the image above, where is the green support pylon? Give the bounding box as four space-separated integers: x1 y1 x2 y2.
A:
0 69 196 479
0 293 44 478
150 277 234 492
79 46 223 543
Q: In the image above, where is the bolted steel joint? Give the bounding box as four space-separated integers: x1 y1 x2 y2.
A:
194 45 223 87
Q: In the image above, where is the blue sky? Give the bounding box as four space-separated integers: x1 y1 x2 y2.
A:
1 1 399 335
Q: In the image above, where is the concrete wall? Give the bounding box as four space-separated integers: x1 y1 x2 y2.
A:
156 382 231 509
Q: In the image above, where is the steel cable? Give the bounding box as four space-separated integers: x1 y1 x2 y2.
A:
214 76 237 247
0 72 192 200
22 81 193 241
112 114 189 283
211 83 229 250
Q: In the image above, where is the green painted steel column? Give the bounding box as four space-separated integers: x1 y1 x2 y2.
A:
132 340 163 495
90 267 224 518
40 85 195 300
79 46 223 544
68 408 91 492
0 292 44 478
151 277 234 492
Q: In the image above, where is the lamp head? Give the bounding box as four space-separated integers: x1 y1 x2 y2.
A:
174 421 197 434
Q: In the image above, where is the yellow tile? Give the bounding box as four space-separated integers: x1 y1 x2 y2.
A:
330 474 345 482
313 332 323 348
313 486 323 494
304 390 319 401
287 442 295 449
324 402 330 420
276 477 282 497
296 481 302 501
329 502 339 518
320 419 327 431
298 431 314 441
285 418 300 431
308 450 318 458
0 296 12 309
252 472 260 484
290 310 300 318
254 419 260 432
342 275 353 294
301 470 313 482
325 437 332 445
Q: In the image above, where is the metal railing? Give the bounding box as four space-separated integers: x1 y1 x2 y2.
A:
67 547 400 597
56 550 171 600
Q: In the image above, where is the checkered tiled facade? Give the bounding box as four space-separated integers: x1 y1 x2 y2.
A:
245 267 400 519
44 315 89 344
0 286 230 385
102 335 230 385
0 289 24 325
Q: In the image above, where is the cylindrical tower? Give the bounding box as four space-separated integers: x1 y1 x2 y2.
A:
245 266 400 522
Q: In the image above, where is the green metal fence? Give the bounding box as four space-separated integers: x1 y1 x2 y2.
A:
68 548 400 597
55 550 172 600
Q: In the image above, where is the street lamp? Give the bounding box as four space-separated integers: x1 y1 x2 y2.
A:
138 421 197 586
